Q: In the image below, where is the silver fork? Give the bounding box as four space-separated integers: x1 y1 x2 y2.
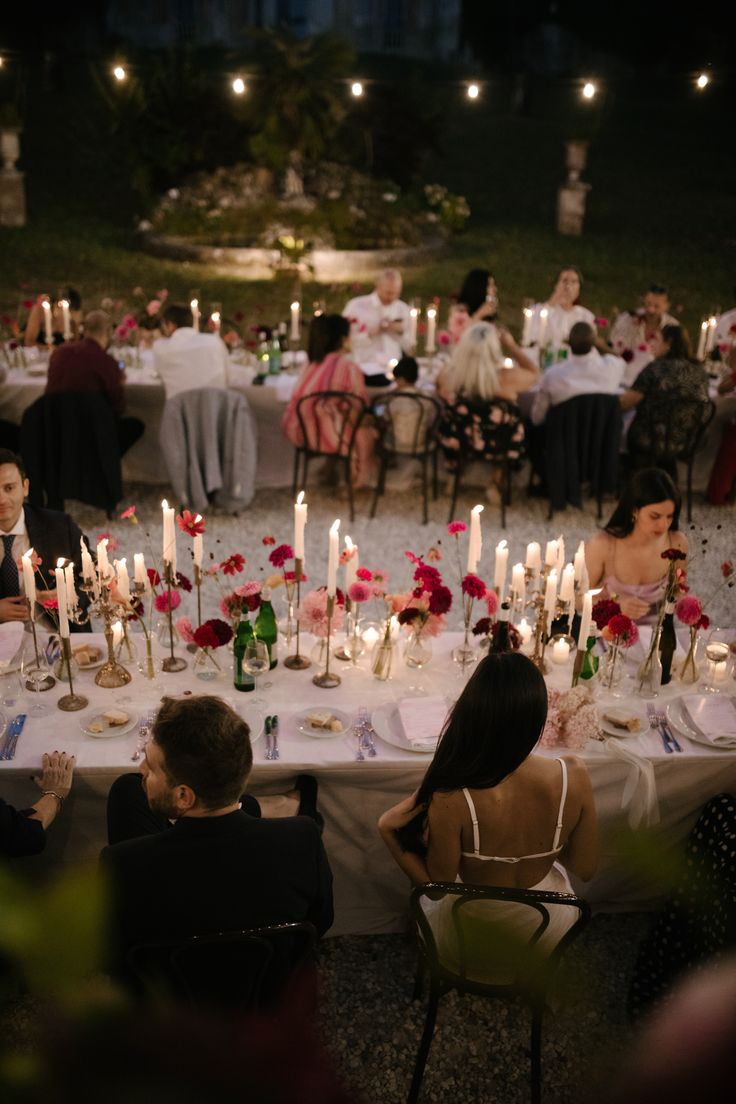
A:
646 703 672 754
354 727 365 761
357 708 377 757
655 711 682 753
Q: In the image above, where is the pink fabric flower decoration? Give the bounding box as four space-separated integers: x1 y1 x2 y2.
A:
176 617 196 644
155 590 181 613
268 544 293 568
675 595 703 626
485 590 498 617
447 521 467 535
348 582 372 604
461 574 486 599
120 505 137 523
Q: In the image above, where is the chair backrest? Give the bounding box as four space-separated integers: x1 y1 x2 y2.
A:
637 396 715 461
294 390 367 457
373 392 441 455
160 387 256 513
545 392 622 510
411 881 590 999
20 392 122 511
446 396 525 462
126 921 317 1010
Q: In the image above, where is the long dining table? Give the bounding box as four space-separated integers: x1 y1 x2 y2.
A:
1 628 734 937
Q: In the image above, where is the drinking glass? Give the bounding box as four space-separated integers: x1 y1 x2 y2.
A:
702 627 735 693
243 640 270 705
21 644 52 716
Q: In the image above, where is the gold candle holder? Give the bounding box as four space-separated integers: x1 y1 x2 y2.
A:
26 599 55 691
285 557 311 670
57 636 88 711
161 562 187 673
313 595 341 688
95 605 133 688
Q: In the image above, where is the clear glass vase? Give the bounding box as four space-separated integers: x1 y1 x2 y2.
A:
372 639 396 681
404 628 432 670
601 642 624 694
637 626 663 699
138 638 161 680
192 647 222 681
678 629 700 685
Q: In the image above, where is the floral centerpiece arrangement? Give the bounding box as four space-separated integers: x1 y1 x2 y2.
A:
674 595 709 684
390 550 453 670
176 617 233 680
592 599 639 691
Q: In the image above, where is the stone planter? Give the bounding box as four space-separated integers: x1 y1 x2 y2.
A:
140 231 445 283
0 127 26 227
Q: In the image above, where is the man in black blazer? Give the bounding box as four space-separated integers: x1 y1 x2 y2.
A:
0 448 91 628
101 696 334 975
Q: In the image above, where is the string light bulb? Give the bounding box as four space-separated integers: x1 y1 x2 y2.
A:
0 57 4 69
350 81 363 98
232 77 246 95
467 83 480 100
696 72 710 90
582 81 597 100
112 65 126 82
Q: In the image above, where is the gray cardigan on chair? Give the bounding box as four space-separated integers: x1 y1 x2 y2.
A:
159 388 257 513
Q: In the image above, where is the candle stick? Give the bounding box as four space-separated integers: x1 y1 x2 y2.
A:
192 518 203 570
294 491 307 562
521 307 533 346
696 319 708 361
97 537 111 582
21 549 36 607
344 535 359 589
537 306 549 349
190 298 200 330
511 562 526 606
161 499 176 575
408 307 419 349
525 542 541 574
80 537 95 581
494 539 509 598
556 535 565 576
59 299 71 341
544 569 558 632
467 504 483 573
518 618 532 645
290 301 300 342
706 316 717 355
559 563 575 604
327 518 340 597
115 558 130 602
55 560 70 638
551 638 571 664
573 540 586 583
111 620 123 651
577 590 593 652
544 539 558 567
42 299 53 345
426 307 437 354
211 311 221 336
134 553 146 587
64 561 76 612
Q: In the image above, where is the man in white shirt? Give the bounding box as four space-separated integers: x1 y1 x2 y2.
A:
153 304 230 399
530 323 625 425
343 269 412 381
715 301 736 349
610 283 679 387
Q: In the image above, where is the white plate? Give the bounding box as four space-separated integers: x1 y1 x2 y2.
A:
599 709 647 738
371 700 438 754
296 707 352 738
239 705 265 744
71 643 106 671
666 697 736 749
82 710 137 739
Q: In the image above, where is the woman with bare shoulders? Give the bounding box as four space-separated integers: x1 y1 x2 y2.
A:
585 469 688 623
378 653 598 977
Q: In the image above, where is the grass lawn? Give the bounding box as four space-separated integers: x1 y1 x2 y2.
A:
1 71 733 341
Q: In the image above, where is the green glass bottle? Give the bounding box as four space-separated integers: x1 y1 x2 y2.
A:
268 334 282 374
659 604 677 685
233 618 255 692
254 586 278 669
580 635 599 680
489 601 512 654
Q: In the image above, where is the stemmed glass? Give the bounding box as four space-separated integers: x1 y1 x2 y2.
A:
21 644 52 717
243 640 271 705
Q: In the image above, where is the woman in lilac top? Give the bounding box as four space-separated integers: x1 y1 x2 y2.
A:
585 469 688 623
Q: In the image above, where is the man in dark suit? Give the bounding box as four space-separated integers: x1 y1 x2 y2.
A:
101 696 333 975
0 449 91 628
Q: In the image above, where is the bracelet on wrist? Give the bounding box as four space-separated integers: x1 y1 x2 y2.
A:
42 790 64 811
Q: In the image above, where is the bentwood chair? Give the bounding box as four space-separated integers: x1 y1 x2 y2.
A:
407 882 590 1104
370 392 442 524
544 393 623 519
441 397 525 528
126 921 317 1011
629 397 715 522
291 390 368 522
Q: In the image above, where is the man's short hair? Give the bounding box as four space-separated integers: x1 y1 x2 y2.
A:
647 283 669 297
153 696 252 809
161 303 194 330
568 322 595 355
83 309 112 338
0 449 26 479
393 355 418 384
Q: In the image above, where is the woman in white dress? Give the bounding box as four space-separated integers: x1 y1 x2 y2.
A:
378 652 598 982
529 266 596 356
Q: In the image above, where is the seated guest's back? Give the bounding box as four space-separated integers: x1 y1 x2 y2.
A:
46 310 144 457
531 322 625 424
437 320 538 406
100 696 333 974
154 303 230 399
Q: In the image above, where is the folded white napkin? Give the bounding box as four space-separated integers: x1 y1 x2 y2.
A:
682 694 736 747
0 622 25 665
397 696 447 749
603 736 660 828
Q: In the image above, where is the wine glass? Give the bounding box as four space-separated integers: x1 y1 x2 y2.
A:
243 640 270 705
703 627 735 693
21 643 52 716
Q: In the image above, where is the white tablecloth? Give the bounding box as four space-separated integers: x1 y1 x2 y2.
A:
2 630 735 935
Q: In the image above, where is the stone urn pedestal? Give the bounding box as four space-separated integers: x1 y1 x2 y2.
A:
0 128 26 227
556 139 591 236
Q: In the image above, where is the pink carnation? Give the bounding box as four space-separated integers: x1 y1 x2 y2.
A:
155 590 181 613
461 574 486 599
348 581 372 603
485 590 498 617
268 544 293 568
356 567 373 582
176 617 196 644
447 521 467 535
297 589 345 638
675 595 703 626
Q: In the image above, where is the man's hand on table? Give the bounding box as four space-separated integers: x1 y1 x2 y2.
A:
28 751 76 830
0 596 29 622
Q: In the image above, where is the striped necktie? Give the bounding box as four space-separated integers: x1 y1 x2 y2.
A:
0 534 20 598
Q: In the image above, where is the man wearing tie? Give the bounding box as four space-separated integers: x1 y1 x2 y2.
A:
0 450 91 627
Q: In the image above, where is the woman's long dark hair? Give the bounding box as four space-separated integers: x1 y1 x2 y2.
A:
551 265 584 304
397 653 548 853
604 468 681 538
657 323 693 362
307 314 349 363
458 268 494 316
